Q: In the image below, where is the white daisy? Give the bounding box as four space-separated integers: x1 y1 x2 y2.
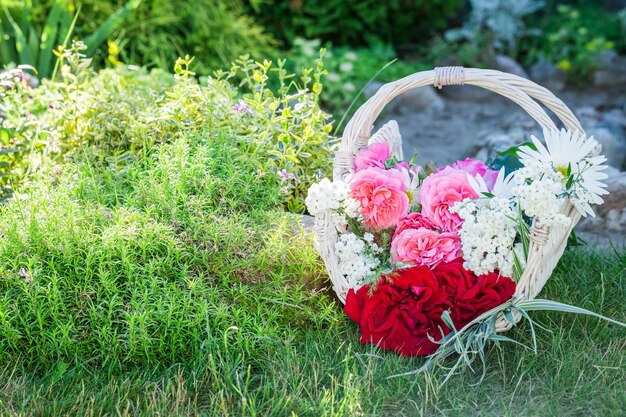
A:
518 128 608 217
467 167 516 201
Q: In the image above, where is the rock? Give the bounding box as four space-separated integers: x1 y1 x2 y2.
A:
575 107 601 127
297 214 315 233
494 55 529 79
593 51 626 87
363 81 384 100
471 128 528 161
438 84 496 102
579 167 626 233
586 126 626 169
529 61 567 91
602 108 626 133
364 82 445 115
394 86 445 115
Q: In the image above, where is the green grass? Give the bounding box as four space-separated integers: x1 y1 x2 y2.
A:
0 131 624 416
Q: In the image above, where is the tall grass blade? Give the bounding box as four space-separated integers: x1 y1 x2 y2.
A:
516 299 626 327
37 0 64 78
2 6 34 64
83 0 143 56
335 58 398 135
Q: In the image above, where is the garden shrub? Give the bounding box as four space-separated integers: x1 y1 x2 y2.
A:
21 0 277 74
288 39 427 117
248 0 465 49
0 132 325 368
0 43 335 211
519 4 625 83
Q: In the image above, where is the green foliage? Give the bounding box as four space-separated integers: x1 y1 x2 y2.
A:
249 0 465 49
0 0 140 79
0 133 325 369
23 0 277 74
0 45 334 210
288 39 427 119
0 228 624 415
520 4 623 83
445 0 545 53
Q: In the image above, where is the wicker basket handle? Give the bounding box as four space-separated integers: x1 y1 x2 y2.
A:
335 67 583 181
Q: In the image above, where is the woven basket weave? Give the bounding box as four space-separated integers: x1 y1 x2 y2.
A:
314 66 594 332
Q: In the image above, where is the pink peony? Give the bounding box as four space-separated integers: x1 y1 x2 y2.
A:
391 228 461 268
419 167 479 232
439 158 498 191
349 167 409 230
394 212 436 238
354 142 391 172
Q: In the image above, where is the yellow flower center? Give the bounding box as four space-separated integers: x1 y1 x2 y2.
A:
556 165 568 178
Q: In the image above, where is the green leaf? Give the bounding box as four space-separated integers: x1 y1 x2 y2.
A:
83 0 143 56
3 6 34 65
516 299 626 328
37 0 65 79
384 156 399 169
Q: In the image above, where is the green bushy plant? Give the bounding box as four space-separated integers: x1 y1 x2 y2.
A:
445 0 545 53
22 0 277 74
287 39 426 118
0 0 140 79
0 132 325 369
248 0 465 49
520 4 623 83
0 42 334 210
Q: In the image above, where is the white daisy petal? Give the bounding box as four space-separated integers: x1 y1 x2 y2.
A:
517 129 609 217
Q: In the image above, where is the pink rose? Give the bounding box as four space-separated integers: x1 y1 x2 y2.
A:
439 158 498 191
419 167 479 232
354 142 391 172
349 167 409 230
391 228 461 268
394 212 435 238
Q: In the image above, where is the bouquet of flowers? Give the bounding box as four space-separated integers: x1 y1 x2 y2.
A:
306 122 623 380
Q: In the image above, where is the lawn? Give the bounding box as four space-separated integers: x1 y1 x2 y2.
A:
0 129 624 417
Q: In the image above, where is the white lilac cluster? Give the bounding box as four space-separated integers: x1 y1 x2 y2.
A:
335 233 381 289
305 178 360 228
451 197 518 277
511 161 571 228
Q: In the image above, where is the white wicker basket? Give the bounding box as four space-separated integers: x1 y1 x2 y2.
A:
314 66 597 332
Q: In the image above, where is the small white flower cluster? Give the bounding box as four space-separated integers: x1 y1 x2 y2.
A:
305 178 360 229
335 233 381 289
512 161 570 228
305 178 348 216
451 198 518 277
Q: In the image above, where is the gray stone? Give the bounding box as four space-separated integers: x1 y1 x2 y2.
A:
438 84 496 102
586 126 626 169
363 81 384 100
394 86 445 115
494 54 529 79
593 51 626 87
364 81 445 115
575 107 601 127
297 214 315 233
529 61 567 91
472 128 528 161
579 167 626 233
602 108 626 133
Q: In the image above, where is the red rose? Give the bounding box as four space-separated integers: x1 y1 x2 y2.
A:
393 212 436 238
433 259 516 328
344 266 451 356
